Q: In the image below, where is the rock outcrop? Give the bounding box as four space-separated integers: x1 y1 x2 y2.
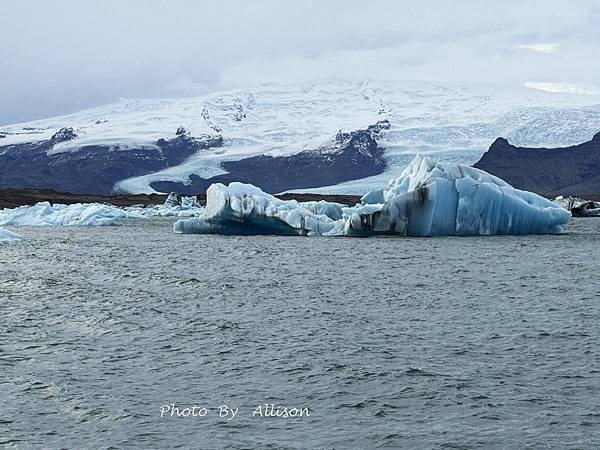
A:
474 133 600 196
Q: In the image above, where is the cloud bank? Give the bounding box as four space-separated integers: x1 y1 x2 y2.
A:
1 0 599 124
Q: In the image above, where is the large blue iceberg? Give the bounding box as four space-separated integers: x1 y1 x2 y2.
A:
174 155 571 237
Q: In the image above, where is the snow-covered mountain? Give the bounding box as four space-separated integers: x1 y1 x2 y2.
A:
1 79 600 195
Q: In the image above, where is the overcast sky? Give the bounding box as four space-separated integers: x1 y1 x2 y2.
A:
2 0 599 125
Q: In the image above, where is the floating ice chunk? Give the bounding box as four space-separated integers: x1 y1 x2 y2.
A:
164 192 179 207
553 196 600 217
344 155 571 236
125 204 203 218
174 182 337 235
125 194 204 217
181 195 200 209
0 202 143 226
360 189 384 205
173 156 571 237
0 227 22 241
299 200 345 220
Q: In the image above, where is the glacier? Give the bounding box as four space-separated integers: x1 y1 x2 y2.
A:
174 155 571 237
0 202 143 227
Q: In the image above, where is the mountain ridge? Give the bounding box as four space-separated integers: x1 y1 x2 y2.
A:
2 79 600 195
474 132 600 196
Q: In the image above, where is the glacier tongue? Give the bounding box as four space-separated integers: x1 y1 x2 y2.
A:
174 155 571 237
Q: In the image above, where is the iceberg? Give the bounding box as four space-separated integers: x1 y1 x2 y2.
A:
0 227 22 242
125 194 204 217
181 195 200 209
174 183 337 236
0 202 143 227
0 197 203 227
174 155 571 237
299 200 345 220
553 196 600 217
343 155 571 236
164 192 180 207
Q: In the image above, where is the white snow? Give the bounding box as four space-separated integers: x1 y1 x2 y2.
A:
114 154 228 195
0 227 22 242
0 202 143 227
48 137 160 156
174 155 571 237
2 79 600 195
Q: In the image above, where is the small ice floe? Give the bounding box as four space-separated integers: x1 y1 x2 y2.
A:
0 227 22 242
125 193 204 218
553 196 600 217
299 200 345 220
163 192 179 208
174 155 571 237
0 202 143 226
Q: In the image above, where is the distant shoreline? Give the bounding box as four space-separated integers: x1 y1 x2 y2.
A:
0 188 362 209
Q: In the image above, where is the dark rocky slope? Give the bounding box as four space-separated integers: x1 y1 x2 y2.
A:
0 121 388 195
152 120 389 194
0 127 223 195
473 132 600 196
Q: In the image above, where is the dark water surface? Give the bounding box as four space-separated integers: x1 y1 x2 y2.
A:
1 218 599 448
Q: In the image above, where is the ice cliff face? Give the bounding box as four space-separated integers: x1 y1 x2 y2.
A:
2 79 600 195
341 155 570 236
174 155 571 237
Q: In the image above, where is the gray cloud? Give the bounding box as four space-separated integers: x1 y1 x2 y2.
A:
1 0 599 125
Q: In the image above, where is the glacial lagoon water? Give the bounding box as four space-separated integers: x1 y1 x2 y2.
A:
1 218 599 448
